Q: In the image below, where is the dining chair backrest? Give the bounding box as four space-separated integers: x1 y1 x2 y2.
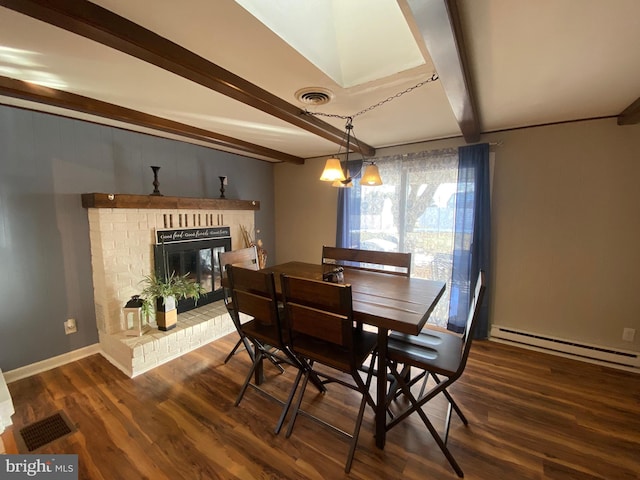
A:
322 245 412 277
387 270 486 382
226 265 283 344
219 246 259 300
280 274 355 366
219 245 259 267
217 246 260 364
219 246 259 276
455 270 486 378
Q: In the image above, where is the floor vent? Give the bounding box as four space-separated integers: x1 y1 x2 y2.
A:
490 325 640 370
16 411 76 452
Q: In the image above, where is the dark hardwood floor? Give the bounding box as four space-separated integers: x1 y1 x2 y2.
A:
2 335 639 479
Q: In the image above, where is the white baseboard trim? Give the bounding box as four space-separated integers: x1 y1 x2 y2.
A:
490 325 640 372
3 344 101 384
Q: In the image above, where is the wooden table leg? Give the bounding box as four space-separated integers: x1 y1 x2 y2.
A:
375 327 388 449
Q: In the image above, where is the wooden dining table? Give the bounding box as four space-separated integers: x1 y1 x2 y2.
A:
262 261 446 449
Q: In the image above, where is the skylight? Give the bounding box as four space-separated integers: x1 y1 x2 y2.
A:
234 0 425 88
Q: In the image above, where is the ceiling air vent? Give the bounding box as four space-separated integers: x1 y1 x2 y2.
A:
295 87 334 106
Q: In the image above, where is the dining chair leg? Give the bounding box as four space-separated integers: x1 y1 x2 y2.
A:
431 373 468 426
285 363 314 438
305 368 327 393
389 364 426 401
263 345 286 373
274 367 304 435
413 396 463 477
391 370 464 478
235 350 265 406
443 402 454 445
352 361 377 411
345 387 369 473
280 348 326 394
224 338 242 363
225 307 257 364
343 363 376 473
241 336 256 362
224 336 255 364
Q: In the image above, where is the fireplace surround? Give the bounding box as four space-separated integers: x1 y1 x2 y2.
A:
154 226 232 313
83 193 259 377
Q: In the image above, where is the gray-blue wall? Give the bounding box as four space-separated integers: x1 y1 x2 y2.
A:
0 105 275 371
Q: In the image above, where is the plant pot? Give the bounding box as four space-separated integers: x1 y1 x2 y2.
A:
156 296 177 331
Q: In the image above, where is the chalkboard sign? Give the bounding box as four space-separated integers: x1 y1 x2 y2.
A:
156 226 231 244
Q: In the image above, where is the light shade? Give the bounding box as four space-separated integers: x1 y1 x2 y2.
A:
319 157 346 182
360 164 383 186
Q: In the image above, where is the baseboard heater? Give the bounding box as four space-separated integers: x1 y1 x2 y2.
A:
490 325 640 370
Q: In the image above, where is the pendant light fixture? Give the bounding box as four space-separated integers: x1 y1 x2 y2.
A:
319 117 382 187
310 74 440 189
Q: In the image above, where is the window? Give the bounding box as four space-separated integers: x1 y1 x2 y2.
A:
339 149 461 327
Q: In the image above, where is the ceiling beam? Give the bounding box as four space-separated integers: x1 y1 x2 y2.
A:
0 76 304 164
403 0 481 143
0 0 375 157
617 96 640 125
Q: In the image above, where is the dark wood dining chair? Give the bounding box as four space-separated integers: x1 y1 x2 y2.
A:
226 265 310 434
385 270 486 478
322 245 412 277
322 245 412 379
218 246 260 364
280 273 378 473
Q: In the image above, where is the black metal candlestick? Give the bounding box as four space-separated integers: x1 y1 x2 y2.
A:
219 176 226 198
151 166 162 196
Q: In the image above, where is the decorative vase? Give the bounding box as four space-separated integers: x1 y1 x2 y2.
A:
155 296 177 331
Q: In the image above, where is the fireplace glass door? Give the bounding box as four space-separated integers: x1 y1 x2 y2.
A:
155 238 231 312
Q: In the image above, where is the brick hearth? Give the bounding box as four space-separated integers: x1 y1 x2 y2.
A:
99 301 234 377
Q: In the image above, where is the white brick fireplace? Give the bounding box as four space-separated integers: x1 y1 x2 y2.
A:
83 193 259 377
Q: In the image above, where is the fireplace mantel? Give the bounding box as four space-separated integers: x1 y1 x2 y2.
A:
81 193 260 210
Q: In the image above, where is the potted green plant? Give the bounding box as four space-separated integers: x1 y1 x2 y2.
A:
139 271 204 331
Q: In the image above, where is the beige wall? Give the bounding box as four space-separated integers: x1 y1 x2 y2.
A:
490 118 640 353
274 118 640 353
274 155 340 265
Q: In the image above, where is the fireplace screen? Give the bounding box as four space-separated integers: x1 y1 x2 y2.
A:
154 227 232 313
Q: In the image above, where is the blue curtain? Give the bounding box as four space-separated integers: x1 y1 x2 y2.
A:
447 143 491 338
336 160 362 248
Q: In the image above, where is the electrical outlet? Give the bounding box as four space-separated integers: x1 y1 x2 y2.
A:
622 328 635 342
64 318 77 335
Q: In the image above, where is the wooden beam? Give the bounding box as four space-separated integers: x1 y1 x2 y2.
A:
0 76 304 164
617 96 640 125
404 0 481 143
0 0 375 157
